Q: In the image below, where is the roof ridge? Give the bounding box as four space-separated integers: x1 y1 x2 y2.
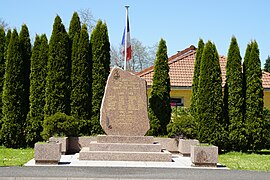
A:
136 45 196 76
168 45 196 61
168 50 196 65
263 71 270 75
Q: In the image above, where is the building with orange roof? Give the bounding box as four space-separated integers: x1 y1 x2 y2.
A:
137 45 270 109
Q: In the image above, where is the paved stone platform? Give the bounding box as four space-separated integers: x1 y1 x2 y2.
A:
25 153 228 169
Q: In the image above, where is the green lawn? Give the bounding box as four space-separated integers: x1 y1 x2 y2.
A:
219 150 270 172
0 146 34 166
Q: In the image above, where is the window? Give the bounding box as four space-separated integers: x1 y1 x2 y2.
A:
170 98 184 107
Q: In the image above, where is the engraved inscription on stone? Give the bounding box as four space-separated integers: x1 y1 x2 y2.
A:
100 67 150 136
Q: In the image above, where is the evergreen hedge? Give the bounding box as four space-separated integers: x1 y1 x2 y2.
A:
25 34 48 146
148 38 171 136
67 12 82 113
1 29 26 148
90 20 110 135
44 15 70 117
0 28 5 145
68 12 81 42
70 24 92 135
190 39 204 117
197 41 227 149
225 36 247 151
4 29 11 61
0 28 5 122
244 41 264 151
19 24 31 131
264 56 270 73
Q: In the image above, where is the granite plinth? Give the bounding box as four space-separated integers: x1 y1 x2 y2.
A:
34 142 61 164
178 139 199 156
89 142 162 152
97 135 154 144
79 147 172 162
49 137 68 155
191 145 218 167
68 136 98 153
154 137 178 152
100 67 150 136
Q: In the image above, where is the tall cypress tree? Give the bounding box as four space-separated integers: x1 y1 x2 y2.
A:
90 20 110 134
1 29 26 148
68 12 81 111
190 39 204 117
4 29 11 61
148 38 171 136
244 41 264 151
25 34 48 146
71 24 92 135
197 41 226 148
0 28 5 118
69 12 81 42
0 28 5 144
19 24 31 126
243 43 252 120
264 56 270 73
44 15 70 117
226 36 246 151
69 12 81 88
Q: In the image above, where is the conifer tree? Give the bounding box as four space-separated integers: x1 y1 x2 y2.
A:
67 12 82 110
244 41 264 151
90 20 110 134
226 36 247 151
197 41 226 148
69 12 81 42
19 24 31 125
71 24 92 135
4 29 11 60
243 43 252 119
1 28 10 145
25 34 48 146
44 15 70 117
264 56 270 73
0 28 5 119
68 12 81 68
1 29 26 148
148 38 171 136
190 39 204 117
0 28 5 144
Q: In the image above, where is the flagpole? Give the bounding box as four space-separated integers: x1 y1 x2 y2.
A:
124 6 129 71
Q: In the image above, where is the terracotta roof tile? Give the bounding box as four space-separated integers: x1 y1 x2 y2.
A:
137 46 270 89
263 71 270 89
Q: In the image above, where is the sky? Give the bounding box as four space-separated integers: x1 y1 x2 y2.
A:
1 0 270 66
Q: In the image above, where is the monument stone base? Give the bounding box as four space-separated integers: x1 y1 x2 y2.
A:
79 135 172 162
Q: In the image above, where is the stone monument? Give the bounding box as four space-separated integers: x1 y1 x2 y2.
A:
79 67 172 161
100 66 150 136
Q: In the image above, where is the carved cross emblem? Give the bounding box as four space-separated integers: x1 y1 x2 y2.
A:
113 69 120 80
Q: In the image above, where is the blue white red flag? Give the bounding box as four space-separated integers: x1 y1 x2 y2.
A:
121 15 132 61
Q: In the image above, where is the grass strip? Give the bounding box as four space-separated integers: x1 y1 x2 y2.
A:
0 146 34 166
219 150 270 172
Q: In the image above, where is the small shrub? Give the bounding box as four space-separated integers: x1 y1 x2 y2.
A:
167 107 197 139
41 112 79 140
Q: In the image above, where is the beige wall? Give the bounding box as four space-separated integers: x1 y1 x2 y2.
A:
264 90 270 109
170 88 192 107
147 87 270 109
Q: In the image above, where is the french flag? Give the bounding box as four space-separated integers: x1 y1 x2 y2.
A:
121 14 132 61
